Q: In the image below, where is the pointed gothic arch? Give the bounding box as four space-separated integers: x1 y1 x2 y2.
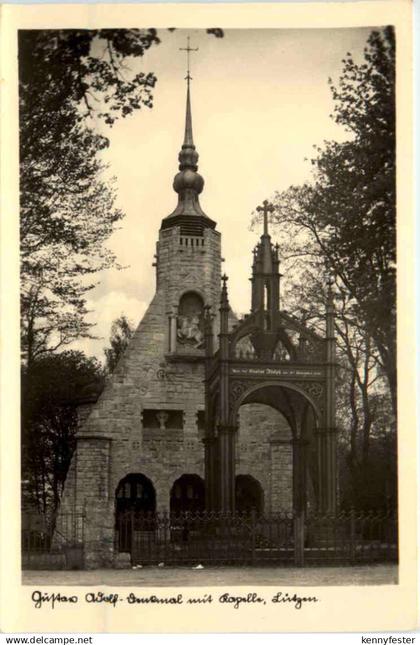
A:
203 204 337 515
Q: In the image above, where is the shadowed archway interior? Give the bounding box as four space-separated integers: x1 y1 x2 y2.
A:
170 474 205 514
235 474 264 514
115 473 156 516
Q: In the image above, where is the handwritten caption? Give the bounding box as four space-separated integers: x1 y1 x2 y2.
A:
31 590 318 611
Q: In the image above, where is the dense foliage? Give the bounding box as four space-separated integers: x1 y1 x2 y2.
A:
19 29 223 365
20 28 223 512
256 27 396 509
21 351 104 514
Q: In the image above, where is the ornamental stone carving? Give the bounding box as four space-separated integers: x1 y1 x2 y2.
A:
177 314 204 348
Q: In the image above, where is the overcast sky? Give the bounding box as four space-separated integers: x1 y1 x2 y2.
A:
75 27 373 360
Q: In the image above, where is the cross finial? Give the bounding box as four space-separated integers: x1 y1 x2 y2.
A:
256 200 275 236
179 36 199 83
221 274 229 307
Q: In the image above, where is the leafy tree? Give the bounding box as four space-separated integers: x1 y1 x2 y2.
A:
21 351 104 514
266 27 396 415
20 29 223 365
280 263 394 510
104 314 134 373
252 27 396 508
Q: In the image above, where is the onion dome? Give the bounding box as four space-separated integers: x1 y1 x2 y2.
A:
161 77 216 232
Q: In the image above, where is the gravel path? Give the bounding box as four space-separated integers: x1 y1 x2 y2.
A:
23 563 397 587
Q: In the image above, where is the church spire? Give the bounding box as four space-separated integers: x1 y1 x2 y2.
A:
177 78 199 173
183 78 194 148
161 38 216 231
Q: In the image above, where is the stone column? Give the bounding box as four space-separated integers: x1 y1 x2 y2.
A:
292 438 308 514
217 426 237 512
75 435 115 569
203 436 217 510
216 274 235 511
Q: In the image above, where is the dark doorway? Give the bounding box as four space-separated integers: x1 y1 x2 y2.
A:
116 473 156 515
115 474 156 552
170 474 205 514
235 474 264 514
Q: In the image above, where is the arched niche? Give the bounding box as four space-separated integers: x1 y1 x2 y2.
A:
170 474 205 514
115 473 157 552
176 291 205 349
115 473 156 515
235 475 264 514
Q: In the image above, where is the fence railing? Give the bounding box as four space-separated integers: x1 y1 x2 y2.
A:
22 511 85 568
116 509 398 567
22 508 397 568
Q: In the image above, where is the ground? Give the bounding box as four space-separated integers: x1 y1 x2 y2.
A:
23 563 397 586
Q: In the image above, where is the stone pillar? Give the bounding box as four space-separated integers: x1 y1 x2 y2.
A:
217 275 235 511
203 305 216 509
292 438 307 514
217 426 236 512
75 435 115 569
203 436 217 510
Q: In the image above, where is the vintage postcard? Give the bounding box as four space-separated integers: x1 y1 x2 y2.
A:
0 0 416 634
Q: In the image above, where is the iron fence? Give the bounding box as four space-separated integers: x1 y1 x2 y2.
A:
22 511 85 568
304 509 398 565
22 508 397 568
116 508 398 567
117 510 294 566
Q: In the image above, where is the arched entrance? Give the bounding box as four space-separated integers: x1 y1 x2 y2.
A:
235 475 264 514
116 473 156 514
236 383 319 515
115 473 156 552
203 211 336 513
170 474 205 514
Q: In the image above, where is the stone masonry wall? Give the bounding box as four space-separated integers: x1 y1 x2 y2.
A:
57 225 222 567
58 223 294 567
238 403 293 512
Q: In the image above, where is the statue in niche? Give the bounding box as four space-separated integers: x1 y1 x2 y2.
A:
177 313 204 348
177 291 204 349
156 411 169 431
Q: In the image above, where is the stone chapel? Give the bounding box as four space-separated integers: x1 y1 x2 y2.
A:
57 73 336 568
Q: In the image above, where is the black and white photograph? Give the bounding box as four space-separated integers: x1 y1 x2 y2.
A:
0 1 416 634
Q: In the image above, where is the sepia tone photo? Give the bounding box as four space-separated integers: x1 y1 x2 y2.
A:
19 23 399 591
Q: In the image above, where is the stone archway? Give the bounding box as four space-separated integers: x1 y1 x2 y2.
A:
236 382 319 515
235 474 264 514
170 474 205 514
203 229 336 514
237 402 292 513
115 473 156 552
115 473 156 515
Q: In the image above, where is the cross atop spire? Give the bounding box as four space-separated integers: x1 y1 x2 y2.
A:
256 200 275 236
179 36 199 83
